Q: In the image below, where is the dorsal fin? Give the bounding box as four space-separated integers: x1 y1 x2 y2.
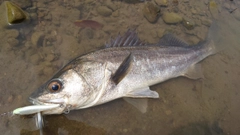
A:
158 34 189 47
105 29 146 48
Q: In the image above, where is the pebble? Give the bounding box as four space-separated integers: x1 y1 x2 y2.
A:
31 31 45 47
162 12 182 24
30 53 41 65
17 95 22 101
7 95 13 103
6 29 19 38
188 36 200 45
209 0 219 19
7 38 19 46
165 110 172 115
182 17 195 30
142 2 160 23
201 18 212 27
157 28 165 38
45 54 55 62
154 0 168 7
96 6 112 17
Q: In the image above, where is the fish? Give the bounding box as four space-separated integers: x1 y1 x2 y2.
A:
28 29 216 115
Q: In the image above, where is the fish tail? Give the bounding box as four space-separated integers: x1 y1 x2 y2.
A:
204 21 225 55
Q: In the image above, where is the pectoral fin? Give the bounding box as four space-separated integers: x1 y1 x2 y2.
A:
182 64 204 79
125 87 159 98
111 53 133 85
123 98 148 113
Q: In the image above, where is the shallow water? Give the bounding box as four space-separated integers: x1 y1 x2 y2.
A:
0 0 240 135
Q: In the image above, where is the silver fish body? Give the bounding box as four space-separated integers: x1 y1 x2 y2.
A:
29 30 215 114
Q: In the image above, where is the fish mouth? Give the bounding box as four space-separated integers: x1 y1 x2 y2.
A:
29 97 65 105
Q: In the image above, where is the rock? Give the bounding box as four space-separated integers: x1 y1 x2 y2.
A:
0 1 29 28
7 38 19 46
30 53 41 65
6 29 19 38
7 95 13 103
201 18 212 27
96 6 112 17
162 12 182 24
142 2 160 23
182 17 195 30
157 28 165 38
31 31 45 47
5 2 28 24
154 0 168 7
45 54 55 62
188 36 200 45
209 0 218 19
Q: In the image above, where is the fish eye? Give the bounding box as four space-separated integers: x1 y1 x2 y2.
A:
47 80 63 93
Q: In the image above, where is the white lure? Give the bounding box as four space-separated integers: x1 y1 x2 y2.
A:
13 104 60 115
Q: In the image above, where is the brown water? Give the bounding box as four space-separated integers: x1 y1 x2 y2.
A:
0 0 240 135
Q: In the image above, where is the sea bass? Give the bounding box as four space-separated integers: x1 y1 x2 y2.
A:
29 30 215 114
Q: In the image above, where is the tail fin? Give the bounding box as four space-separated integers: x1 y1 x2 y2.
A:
205 21 226 54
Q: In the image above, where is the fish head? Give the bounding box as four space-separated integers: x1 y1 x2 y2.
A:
29 69 92 114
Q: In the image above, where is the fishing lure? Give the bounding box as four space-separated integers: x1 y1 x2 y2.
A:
13 104 60 115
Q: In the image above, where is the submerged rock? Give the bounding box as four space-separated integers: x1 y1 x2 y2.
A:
154 0 168 7
209 0 218 19
0 1 29 28
142 2 161 23
182 17 195 30
162 12 182 24
96 6 112 17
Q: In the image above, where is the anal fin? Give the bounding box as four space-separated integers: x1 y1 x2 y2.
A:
123 98 148 113
125 87 159 98
182 64 204 79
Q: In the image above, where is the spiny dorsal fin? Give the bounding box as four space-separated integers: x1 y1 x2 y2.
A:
106 29 146 48
158 34 189 47
111 53 132 85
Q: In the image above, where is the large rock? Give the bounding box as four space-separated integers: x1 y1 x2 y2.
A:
162 12 182 24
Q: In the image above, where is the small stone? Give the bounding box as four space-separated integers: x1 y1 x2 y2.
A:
43 67 54 75
5 1 28 24
7 38 19 46
201 18 212 27
188 36 200 45
157 28 165 38
165 110 172 115
6 29 19 38
123 129 128 132
96 6 112 17
142 2 160 23
31 31 45 47
154 0 168 7
7 95 13 103
17 95 22 101
182 17 195 30
45 54 55 62
30 53 41 64
162 12 182 24
209 0 218 19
